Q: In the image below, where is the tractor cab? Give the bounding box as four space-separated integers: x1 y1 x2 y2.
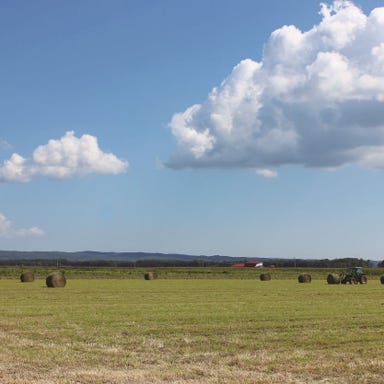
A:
350 267 363 275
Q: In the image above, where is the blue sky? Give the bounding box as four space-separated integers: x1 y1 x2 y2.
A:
1 0 384 259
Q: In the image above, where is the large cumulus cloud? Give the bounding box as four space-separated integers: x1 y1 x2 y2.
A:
168 1 384 175
0 131 128 183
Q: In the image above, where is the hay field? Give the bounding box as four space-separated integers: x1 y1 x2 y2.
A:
1 277 384 383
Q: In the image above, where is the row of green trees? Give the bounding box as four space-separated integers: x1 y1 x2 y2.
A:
271 258 373 268
0 257 375 268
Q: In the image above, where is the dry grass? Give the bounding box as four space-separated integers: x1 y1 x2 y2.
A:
1 279 384 383
2 348 384 383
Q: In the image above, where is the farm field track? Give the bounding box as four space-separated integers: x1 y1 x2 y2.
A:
1 269 384 383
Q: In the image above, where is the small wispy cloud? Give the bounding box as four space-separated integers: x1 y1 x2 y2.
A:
0 139 12 150
256 168 278 178
0 131 129 183
168 1 384 174
0 212 44 238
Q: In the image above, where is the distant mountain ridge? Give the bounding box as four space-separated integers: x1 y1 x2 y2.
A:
0 250 377 267
0 250 259 263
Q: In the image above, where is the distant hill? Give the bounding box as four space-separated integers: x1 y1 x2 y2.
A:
0 250 259 263
0 250 377 268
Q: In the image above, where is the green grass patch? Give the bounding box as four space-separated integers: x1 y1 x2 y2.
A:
1 277 384 383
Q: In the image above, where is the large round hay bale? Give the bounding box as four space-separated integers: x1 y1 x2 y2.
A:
20 271 35 283
380 276 384 285
260 273 271 281
298 274 311 283
327 273 340 284
46 272 66 288
144 272 158 280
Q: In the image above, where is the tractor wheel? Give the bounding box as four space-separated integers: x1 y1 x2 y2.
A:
360 275 368 284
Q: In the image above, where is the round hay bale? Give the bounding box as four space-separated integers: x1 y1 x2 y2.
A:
20 271 35 283
298 274 311 283
327 273 340 284
260 273 271 281
380 276 384 285
46 272 66 288
144 272 158 280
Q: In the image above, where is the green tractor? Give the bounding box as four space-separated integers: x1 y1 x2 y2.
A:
340 267 367 284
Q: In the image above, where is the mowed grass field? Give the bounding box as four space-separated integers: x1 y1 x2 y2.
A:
1 268 384 383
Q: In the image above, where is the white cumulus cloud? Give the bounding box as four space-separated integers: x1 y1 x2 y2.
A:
0 212 44 238
0 131 128 183
168 1 384 172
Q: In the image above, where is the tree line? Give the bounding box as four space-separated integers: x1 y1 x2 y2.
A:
0 257 375 268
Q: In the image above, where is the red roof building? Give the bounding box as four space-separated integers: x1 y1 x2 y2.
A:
231 261 264 268
231 263 246 267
